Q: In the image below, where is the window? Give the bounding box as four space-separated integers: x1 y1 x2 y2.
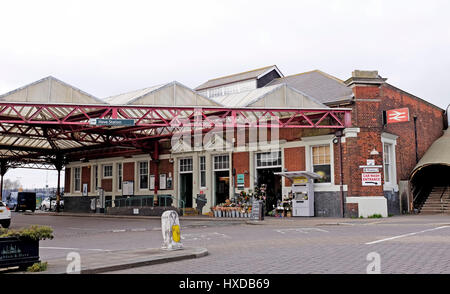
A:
199 156 206 188
256 151 282 168
312 145 331 183
117 163 123 190
74 167 81 192
139 161 149 189
94 165 98 191
103 165 112 178
214 155 229 170
179 158 193 173
383 143 392 183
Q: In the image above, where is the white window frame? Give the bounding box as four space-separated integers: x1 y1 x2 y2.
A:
138 161 149 190
93 165 98 191
74 167 81 192
103 164 113 178
311 145 332 184
179 158 193 174
213 154 230 171
302 135 335 187
255 150 282 169
199 156 206 188
117 163 123 191
381 132 398 192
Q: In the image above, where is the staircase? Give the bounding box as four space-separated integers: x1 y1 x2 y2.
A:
419 186 450 214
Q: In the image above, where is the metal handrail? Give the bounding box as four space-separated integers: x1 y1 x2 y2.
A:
105 194 184 209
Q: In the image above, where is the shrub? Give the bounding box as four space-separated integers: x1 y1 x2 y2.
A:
367 214 383 219
0 225 54 241
26 262 48 272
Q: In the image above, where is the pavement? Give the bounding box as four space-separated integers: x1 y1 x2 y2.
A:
15 246 208 274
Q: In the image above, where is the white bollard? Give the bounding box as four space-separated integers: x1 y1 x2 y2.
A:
161 210 183 250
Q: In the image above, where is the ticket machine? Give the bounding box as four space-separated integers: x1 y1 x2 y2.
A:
274 171 321 217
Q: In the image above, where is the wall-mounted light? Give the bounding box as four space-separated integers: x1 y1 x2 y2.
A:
370 148 379 156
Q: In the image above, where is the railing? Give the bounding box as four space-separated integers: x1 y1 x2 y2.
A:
105 194 184 210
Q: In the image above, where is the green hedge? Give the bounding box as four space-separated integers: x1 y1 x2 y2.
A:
0 225 54 241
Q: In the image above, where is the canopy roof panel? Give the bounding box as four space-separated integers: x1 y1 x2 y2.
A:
410 129 450 179
0 76 105 105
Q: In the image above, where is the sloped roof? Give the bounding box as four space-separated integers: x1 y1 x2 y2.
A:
104 84 166 104
104 81 221 107
0 76 105 104
410 129 450 179
195 65 282 91
265 70 353 105
210 84 326 108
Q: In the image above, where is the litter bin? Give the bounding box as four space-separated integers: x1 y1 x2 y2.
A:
195 194 207 215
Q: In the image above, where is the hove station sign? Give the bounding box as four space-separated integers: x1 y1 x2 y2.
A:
89 118 135 126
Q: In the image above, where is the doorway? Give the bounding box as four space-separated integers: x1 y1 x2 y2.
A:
215 170 230 205
180 173 193 208
256 167 282 212
179 158 193 208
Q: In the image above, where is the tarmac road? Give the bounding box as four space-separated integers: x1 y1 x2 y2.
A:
9 212 450 274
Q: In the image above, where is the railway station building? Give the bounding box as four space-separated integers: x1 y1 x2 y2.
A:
0 65 447 217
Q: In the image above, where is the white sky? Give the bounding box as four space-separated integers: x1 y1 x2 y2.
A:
1 0 449 188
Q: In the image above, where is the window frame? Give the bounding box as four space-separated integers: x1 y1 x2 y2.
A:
74 167 81 192
117 163 123 191
310 144 332 184
138 161 149 190
381 132 398 192
103 164 113 178
199 156 206 188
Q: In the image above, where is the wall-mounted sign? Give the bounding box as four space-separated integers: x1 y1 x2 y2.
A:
362 173 382 186
386 108 409 124
149 175 155 190
160 174 167 190
89 118 135 126
363 167 380 173
366 159 375 166
82 183 88 196
237 174 245 190
122 181 134 196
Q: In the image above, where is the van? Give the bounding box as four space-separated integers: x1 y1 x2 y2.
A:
6 192 36 212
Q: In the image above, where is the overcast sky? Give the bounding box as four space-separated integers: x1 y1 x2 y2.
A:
1 0 449 188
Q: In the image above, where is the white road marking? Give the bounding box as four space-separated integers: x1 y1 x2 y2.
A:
275 228 329 234
365 226 450 245
40 246 112 252
112 229 126 233
181 232 230 241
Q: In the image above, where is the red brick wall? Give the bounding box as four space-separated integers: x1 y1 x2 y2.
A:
82 166 91 193
101 179 112 192
343 82 444 197
232 152 250 188
150 159 174 190
123 162 135 182
283 147 305 186
64 168 71 193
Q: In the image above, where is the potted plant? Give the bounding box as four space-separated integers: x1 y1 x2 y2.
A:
0 225 53 271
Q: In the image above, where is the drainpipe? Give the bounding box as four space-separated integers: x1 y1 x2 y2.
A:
153 142 159 204
335 131 345 218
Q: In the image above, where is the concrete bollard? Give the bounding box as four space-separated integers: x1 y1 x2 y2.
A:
161 210 183 250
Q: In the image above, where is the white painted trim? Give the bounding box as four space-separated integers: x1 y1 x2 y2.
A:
381 133 399 192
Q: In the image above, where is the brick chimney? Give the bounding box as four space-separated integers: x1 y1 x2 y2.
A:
344 70 387 87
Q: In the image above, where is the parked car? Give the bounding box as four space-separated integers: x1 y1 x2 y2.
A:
0 201 11 228
6 192 36 212
40 197 64 211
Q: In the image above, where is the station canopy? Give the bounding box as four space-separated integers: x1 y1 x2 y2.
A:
0 76 351 169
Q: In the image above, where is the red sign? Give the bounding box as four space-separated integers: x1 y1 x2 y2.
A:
386 108 409 124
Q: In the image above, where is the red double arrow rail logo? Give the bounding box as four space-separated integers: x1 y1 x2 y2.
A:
386 107 409 124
